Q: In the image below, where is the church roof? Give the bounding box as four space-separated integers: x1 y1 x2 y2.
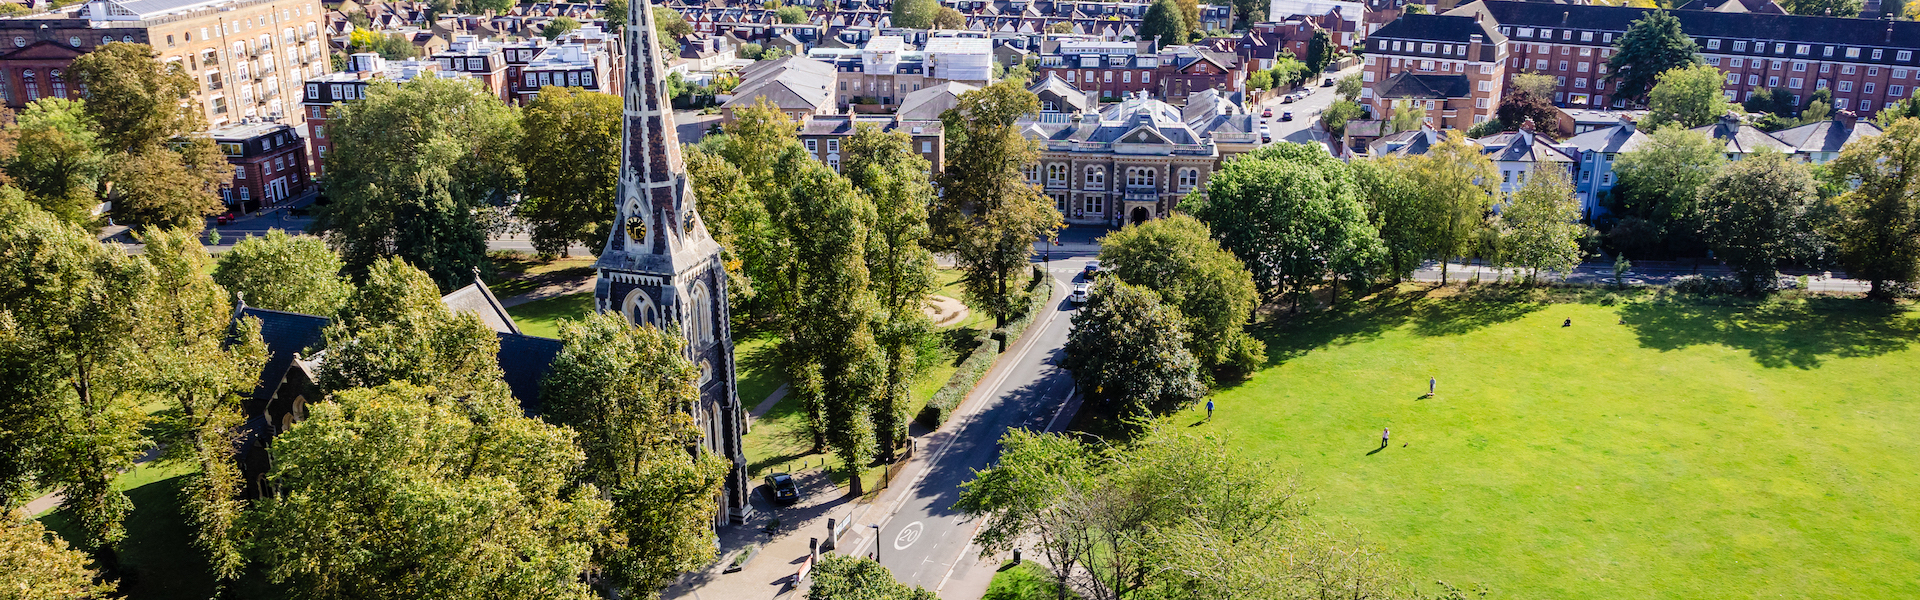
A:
441 275 521 335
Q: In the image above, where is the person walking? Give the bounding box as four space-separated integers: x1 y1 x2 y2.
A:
1381 427 1390 448
1206 399 1215 421
1428 378 1436 397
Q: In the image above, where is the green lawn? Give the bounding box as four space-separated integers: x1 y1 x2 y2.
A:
485 251 596 298
38 461 279 600
504 292 596 338
1184 286 1920 599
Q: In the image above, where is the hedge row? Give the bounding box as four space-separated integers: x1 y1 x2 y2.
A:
916 266 1056 429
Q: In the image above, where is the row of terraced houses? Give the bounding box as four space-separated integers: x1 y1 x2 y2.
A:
1362 0 1920 128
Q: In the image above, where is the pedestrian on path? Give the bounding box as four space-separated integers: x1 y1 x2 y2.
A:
1382 427 1390 448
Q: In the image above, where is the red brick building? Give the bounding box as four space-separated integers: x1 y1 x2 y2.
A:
1360 12 1508 129
1036 40 1159 101
211 122 313 213
1157 43 1247 104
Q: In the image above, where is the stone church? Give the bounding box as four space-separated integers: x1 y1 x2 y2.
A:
591 0 752 523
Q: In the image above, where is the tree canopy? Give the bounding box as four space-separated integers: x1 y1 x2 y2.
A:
1061 278 1208 424
4 98 104 225
1098 215 1265 376
1697 150 1820 293
807 556 937 600
213 229 354 317
1498 166 1588 282
1142 0 1190 50
934 80 1061 327
1185 142 1383 304
1607 125 1726 256
1399 131 1498 283
1642 64 1738 129
1828 117 1920 299
313 77 522 289
516 86 621 256
891 0 938 28
1604 10 1701 101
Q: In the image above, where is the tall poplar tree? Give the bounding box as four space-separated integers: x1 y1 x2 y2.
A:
1401 131 1498 283
843 125 937 462
1499 166 1587 283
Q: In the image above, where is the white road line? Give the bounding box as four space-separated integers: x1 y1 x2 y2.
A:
1043 384 1077 432
848 277 1068 562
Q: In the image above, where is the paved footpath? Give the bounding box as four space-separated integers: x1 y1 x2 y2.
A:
663 256 1091 600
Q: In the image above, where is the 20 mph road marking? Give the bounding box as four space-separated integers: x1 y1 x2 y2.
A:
894 521 924 550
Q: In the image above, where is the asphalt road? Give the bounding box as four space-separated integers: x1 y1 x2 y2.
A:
1252 65 1363 148
845 242 1100 595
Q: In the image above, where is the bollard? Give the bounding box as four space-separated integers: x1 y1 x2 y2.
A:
1013 548 1022 565
823 519 836 552
810 537 819 561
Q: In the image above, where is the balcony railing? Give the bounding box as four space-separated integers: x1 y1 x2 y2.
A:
207 80 223 90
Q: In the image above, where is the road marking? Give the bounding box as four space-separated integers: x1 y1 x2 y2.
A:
846 274 1073 564
1044 384 1077 432
894 521 924 550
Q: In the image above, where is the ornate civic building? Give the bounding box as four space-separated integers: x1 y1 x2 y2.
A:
594 0 751 523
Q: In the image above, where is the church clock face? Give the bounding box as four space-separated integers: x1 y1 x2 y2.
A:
625 215 647 243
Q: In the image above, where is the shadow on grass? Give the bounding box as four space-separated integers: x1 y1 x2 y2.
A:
1621 296 1920 369
1409 286 1547 337
38 472 280 600
1249 285 1547 371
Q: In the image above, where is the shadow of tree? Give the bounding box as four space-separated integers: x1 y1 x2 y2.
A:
1621 297 1920 369
1409 286 1547 337
1250 286 1430 368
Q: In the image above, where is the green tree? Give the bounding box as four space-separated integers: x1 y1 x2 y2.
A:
1783 0 1861 16
1499 166 1587 283
1609 125 1725 254
66 43 199 152
1337 72 1363 101
1305 29 1334 76
1175 0 1201 35
1061 278 1207 424
807 555 937 600
843 125 937 462
1049 21 1075 34
0 204 152 551
1270 54 1309 89
315 257 511 398
1098 215 1265 376
1875 98 1920 127
1320 100 1365 138
934 80 1062 327
782 160 885 495
107 137 230 231
1400 131 1498 283
245 383 610 600
892 0 938 28
136 229 267 581
1142 0 1189 50
1388 101 1426 134
775 5 807 23
540 312 729 597
1642 64 1737 129
1350 157 1433 283
460 0 511 12
1231 0 1265 26
314 77 522 289
652 6 692 54
604 0 628 30
213 229 353 317
1742 86 1797 116
1185 142 1384 304
0 509 115 599
543 15 581 39
1828 117 1920 299
1246 69 1274 91
933 6 967 28
953 428 1096 598
4 98 104 225
1697 150 1820 293
516 86 621 256
1605 10 1700 102
1495 75 1559 136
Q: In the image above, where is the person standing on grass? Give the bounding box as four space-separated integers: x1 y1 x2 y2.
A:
1382 427 1390 448
1206 399 1214 421
1428 378 1436 397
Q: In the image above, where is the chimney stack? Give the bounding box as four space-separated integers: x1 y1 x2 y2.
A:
1836 109 1858 128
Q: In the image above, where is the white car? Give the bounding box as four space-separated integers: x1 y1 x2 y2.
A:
1083 260 1101 275
1070 283 1090 304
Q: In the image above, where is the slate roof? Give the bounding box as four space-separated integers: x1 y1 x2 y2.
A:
724 56 837 111
1690 115 1795 154
232 307 330 404
896 82 978 121
1369 126 1464 156
1477 130 1576 163
1371 71 1472 100
1451 0 1920 51
1369 12 1507 45
1771 118 1882 155
442 277 521 335
1028 72 1095 112
1561 121 1650 154
498 333 566 416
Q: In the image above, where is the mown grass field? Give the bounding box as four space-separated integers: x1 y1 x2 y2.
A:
1181 286 1920 599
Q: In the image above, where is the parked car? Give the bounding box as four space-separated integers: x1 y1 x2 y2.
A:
1322 77 1335 87
1083 260 1101 275
1281 111 1293 122
1261 107 1273 118
1281 93 1296 104
762 473 800 505
1070 283 1090 305
1260 125 1272 143
215 213 235 226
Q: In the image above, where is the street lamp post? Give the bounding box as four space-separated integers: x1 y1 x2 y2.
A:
868 524 882 564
